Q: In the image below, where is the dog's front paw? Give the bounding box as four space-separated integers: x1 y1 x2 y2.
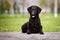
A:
39 31 44 35
40 32 44 35
27 30 31 34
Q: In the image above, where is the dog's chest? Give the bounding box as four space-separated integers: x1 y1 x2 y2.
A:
30 18 39 23
30 20 39 26
29 21 40 32
29 18 40 32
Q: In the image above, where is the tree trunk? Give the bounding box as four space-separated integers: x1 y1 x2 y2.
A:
54 0 58 18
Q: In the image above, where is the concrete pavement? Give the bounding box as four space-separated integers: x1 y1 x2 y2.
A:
0 32 60 40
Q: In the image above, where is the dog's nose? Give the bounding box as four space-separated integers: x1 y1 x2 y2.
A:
32 13 34 15
32 11 35 15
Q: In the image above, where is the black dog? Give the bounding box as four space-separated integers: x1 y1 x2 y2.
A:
21 5 44 34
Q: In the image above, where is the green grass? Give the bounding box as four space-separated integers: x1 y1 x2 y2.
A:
0 13 60 32
40 14 60 32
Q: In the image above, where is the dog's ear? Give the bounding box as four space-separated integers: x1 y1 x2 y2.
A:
27 7 32 14
37 7 42 14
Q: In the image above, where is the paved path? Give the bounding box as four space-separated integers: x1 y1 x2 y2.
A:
0 32 60 40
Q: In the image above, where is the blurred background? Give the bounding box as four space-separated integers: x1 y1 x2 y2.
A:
0 0 60 32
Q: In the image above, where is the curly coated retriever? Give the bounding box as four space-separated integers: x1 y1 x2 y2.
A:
21 5 44 34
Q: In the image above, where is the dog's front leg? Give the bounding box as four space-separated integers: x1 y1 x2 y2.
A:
27 23 31 34
27 29 31 34
39 25 44 34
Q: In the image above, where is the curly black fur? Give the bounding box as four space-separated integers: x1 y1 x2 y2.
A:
21 5 44 34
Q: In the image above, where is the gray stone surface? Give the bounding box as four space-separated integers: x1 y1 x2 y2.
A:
0 32 60 40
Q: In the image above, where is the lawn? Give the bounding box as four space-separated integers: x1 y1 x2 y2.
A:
0 13 60 32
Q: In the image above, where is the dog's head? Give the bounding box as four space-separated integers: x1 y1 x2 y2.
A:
27 5 42 18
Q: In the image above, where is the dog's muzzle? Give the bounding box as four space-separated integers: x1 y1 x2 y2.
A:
32 11 35 18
